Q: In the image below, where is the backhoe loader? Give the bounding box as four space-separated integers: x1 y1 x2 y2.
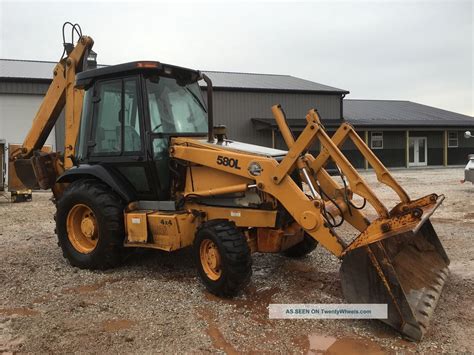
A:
11 23 449 341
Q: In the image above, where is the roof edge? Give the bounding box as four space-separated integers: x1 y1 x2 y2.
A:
201 86 349 95
345 99 410 102
0 77 52 84
0 58 58 64
0 58 350 93
0 76 350 95
252 118 474 129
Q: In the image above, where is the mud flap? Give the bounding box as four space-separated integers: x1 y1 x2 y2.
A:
340 220 449 340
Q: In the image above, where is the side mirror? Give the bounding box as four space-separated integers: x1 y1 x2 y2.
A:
465 131 472 139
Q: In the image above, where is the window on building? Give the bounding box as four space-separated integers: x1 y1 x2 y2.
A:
371 132 383 149
448 131 458 148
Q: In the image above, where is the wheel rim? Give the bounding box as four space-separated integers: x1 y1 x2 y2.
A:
66 204 99 254
200 239 222 281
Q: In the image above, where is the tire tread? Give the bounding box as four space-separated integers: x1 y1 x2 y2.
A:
56 179 124 270
195 219 252 297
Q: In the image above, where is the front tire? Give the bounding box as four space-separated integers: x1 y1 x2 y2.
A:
194 220 252 297
56 179 125 270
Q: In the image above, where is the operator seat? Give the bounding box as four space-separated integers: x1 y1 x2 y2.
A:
123 126 141 152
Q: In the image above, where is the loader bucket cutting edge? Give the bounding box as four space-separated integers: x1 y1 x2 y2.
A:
340 218 449 341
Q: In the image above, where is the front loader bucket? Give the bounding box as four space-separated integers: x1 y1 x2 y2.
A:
267 105 450 340
340 219 449 340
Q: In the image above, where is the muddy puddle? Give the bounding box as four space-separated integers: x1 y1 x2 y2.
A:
197 308 238 354
0 307 39 317
199 286 280 353
101 319 137 332
31 293 55 304
205 285 279 325
62 278 122 294
296 334 385 354
283 260 342 298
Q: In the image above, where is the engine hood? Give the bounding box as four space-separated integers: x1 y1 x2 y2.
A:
198 139 288 159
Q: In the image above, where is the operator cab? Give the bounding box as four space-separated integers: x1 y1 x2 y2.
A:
75 61 208 201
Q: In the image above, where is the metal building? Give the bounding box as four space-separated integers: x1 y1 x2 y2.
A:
344 100 474 167
199 70 348 149
255 100 474 168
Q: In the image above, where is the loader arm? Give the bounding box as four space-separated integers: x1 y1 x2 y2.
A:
170 139 346 256
310 118 410 204
11 36 94 168
170 108 438 257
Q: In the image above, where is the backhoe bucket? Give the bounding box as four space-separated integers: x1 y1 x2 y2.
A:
13 158 39 189
340 219 449 341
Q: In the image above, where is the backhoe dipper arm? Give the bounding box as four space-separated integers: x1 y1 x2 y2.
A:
11 36 94 169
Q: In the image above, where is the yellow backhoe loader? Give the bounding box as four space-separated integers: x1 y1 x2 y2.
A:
11 23 449 340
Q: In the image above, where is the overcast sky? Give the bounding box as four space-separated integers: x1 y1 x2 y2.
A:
0 0 472 116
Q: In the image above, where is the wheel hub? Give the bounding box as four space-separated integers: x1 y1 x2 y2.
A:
67 204 99 254
200 239 222 280
81 217 96 239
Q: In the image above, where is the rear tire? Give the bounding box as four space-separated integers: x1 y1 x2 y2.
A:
194 220 252 297
56 179 125 270
282 233 318 258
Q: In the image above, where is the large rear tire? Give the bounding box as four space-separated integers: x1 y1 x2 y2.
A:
282 233 318 258
194 220 252 297
56 179 125 270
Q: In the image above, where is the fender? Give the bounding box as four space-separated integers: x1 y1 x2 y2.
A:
57 164 135 203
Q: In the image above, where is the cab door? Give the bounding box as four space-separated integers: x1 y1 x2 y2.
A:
86 76 160 200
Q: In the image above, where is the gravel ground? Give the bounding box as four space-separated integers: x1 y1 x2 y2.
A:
0 167 473 353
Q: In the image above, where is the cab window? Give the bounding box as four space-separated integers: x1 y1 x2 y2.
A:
91 78 142 156
146 76 208 136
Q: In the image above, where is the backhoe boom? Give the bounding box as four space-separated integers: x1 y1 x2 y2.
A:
11 36 93 168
